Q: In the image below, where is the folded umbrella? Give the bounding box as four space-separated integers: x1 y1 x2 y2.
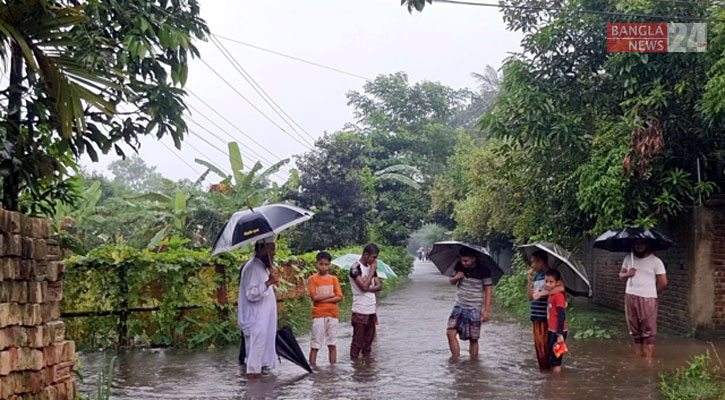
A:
429 241 508 285
211 204 314 256
331 254 398 279
593 227 674 253
275 326 313 373
518 242 592 297
238 326 313 374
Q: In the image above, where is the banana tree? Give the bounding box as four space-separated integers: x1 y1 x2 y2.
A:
195 141 289 211
125 185 199 249
374 164 421 189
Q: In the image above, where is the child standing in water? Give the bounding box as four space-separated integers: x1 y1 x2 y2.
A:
545 269 568 373
527 250 551 370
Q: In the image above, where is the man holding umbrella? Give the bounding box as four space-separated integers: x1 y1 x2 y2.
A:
618 238 668 359
238 237 280 378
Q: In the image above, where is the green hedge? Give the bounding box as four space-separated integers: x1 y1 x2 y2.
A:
63 240 414 349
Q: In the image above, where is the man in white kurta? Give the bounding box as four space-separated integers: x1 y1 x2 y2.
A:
238 238 279 377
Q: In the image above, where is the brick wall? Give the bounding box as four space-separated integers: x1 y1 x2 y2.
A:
0 210 75 400
583 212 694 335
712 203 725 326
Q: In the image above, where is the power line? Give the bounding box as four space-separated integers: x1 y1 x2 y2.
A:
186 89 285 163
433 0 715 21
210 34 317 143
186 102 279 165
214 34 372 81
198 57 313 149
187 117 260 165
159 140 204 176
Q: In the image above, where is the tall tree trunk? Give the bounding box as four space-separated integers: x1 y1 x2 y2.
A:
3 42 24 211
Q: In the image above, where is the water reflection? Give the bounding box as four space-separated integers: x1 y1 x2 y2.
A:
77 262 725 400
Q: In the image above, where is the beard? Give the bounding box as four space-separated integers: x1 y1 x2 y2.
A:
633 250 648 258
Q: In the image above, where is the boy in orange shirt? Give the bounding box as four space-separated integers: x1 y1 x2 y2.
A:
308 251 343 366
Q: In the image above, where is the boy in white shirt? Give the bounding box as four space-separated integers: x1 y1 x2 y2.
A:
348 243 383 360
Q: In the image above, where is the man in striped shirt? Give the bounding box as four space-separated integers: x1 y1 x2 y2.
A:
446 247 493 358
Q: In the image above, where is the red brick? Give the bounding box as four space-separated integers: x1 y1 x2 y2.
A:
45 282 62 302
22 305 42 326
4 234 21 257
42 347 55 368
45 323 64 344
40 303 59 324
54 382 67 400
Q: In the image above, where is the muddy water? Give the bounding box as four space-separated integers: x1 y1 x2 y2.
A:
78 262 725 399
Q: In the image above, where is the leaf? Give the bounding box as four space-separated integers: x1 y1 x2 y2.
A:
228 142 245 185
194 159 228 179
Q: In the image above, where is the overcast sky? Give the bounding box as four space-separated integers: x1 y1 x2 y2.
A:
81 0 523 183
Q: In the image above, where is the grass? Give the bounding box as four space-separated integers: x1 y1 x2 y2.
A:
660 350 725 400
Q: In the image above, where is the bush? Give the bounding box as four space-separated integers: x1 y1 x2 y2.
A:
660 352 725 400
64 240 414 349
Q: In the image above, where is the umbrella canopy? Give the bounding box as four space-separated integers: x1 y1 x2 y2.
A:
276 326 312 373
593 227 674 253
429 241 507 285
211 204 313 256
518 242 592 297
331 254 398 279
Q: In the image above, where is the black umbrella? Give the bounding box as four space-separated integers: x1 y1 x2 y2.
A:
593 227 674 252
518 242 592 297
237 327 313 373
429 241 508 285
275 326 313 373
211 204 314 256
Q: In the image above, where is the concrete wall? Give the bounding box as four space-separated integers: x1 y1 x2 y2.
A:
0 210 75 400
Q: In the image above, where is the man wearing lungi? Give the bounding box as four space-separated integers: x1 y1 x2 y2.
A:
619 238 668 359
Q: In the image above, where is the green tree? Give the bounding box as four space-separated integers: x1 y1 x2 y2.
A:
284 132 375 252
0 0 208 213
108 155 165 193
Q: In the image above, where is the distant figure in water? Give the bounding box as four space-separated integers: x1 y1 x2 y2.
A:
618 239 667 359
446 247 493 358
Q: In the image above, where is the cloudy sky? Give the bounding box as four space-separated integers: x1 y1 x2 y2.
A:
81 0 523 182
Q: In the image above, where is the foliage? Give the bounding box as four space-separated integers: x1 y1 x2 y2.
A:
0 0 209 211
63 239 414 348
108 155 165 194
660 352 725 400
194 141 289 212
407 224 450 254
422 1 723 247
287 73 470 250
284 132 375 252
63 237 247 348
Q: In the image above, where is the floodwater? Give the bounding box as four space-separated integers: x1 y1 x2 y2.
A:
78 262 725 399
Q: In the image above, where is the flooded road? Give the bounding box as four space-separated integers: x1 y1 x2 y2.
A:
78 261 725 399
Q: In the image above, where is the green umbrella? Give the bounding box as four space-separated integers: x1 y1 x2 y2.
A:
331 254 398 279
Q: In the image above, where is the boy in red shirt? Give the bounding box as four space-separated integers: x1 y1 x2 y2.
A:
307 251 343 366
545 269 568 373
